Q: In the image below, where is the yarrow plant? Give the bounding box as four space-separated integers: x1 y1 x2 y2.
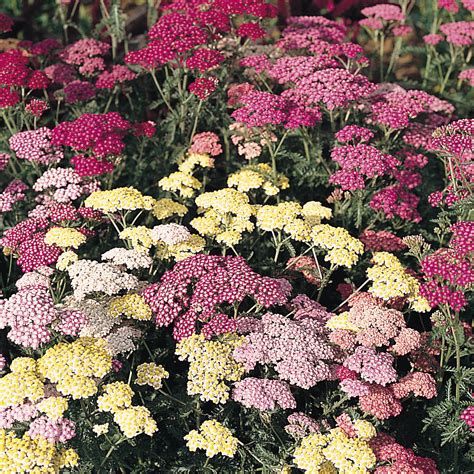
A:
0 1 472 472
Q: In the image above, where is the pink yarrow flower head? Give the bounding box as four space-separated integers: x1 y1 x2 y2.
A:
0 88 20 108
460 406 474 431
361 4 405 22
9 128 64 164
25 99 49 118
44 63 76 84
63 80 96 104
439 21 474 47
423 34 443 45
233 311 337 389
60 38 110 66
232 90 321 129
142 254 291 341
368 89 454 130
70 154 114 177
0 13 14 32
329 143 399 191
431 118 474 158
392 25 413 37
360 230 407 252
369 432 439 471
283 68 376 112
96 65 137 89
0 179 28 214
285 412 320 439
0 284 58 348
335 125 374 143
0 153 9 171
30 39 61 56
370 185 421 222
232 377 296 410
236 22 267 40
189 132 222 156
462 0 474 10
186 48 225 72
438 0 459 12
28 416 76 444
240 55 272 74
459 69 474 87
51 112 131 157
188 77 219 100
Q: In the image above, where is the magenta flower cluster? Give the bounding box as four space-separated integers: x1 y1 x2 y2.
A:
142 254 291 341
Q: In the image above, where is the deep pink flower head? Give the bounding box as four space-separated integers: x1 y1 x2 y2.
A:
431 118 474 158
188 77 218 100
336 125 374 143
44 63 77 84
0 88 20 108
0 50 30 87
360 230 406 252
450 221 474 256
142 254 291 341
0 153 9 171
438 0 459 12
240 55 272 74
64 80 96 104
27 70 50 90
30 38 61 56
186 48 225 72
0 13 14 32
51 112 131 157
70 155 114 177
25 99 49 118
278 16 346 52
369 89 454 130
370 185 421 222
232 90 321 129
460 406 474 431
237 22 266 40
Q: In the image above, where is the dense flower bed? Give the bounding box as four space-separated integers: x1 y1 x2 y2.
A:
0 0 472 472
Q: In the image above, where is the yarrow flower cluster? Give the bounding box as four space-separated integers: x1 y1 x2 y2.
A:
9 127 63 164
293 421 377 472
232 377 296 410
191 188 255 246
97 382 157 438
234 309 336 389
185 420 239 458
143 254 290 340
176 334 245 403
